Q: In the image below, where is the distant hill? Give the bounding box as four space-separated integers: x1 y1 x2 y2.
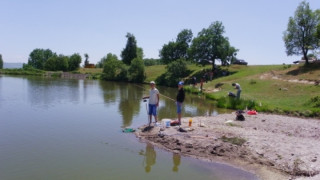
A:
3 63 23 69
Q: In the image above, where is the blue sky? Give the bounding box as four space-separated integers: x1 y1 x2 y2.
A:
1 0 319 65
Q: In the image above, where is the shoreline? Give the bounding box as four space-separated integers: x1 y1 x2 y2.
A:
135 113 320 180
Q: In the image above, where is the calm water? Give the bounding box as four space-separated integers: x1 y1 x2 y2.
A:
0 75 258 180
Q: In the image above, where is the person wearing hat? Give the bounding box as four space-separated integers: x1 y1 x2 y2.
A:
176 81 185 125
143 81 160 126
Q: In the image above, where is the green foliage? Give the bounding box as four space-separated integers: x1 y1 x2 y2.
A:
283 1 320 64
308 96 320 108
97 53 119 68
156 59 189 87
0 64 44 75
102 58 128 81
68 53 82 71
0 54 3 69
136 47 144 60
217 96 257 110
44 57 57 71
28 48 56 69
121 33 138 65
44 55 69 71
55 55 68 71
143 58 162 66
189 21 237 69
160 29 193 64
128 58 145 83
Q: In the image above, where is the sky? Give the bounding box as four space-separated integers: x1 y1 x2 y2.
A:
1 0 319 65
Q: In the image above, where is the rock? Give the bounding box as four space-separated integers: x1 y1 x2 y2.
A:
311 157 317 162
185 143 193 148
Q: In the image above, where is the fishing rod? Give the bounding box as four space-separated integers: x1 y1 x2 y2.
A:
133 83 176 102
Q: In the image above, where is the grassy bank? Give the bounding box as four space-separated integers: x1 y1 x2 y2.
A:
145 63 320 117
0 68 44 76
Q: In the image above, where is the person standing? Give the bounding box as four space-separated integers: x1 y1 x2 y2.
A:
143 81 160 126
176 81 185 125
232 83 241 99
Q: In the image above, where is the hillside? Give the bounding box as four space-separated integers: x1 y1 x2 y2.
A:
145 63 320 117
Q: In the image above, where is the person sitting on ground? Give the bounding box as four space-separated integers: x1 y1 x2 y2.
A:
232 83 241 99
143 81 160 126
176 81 185 125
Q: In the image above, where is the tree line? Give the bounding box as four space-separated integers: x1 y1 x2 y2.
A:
3 1 318 84
98 21 238 85
26 49 82 71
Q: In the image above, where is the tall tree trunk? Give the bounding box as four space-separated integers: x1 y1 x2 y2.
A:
303 49 309 65
211 59 216 72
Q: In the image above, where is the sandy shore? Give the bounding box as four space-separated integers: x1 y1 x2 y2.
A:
135 113 320 180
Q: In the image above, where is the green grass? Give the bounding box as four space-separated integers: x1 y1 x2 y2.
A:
203 64 320 117
0 68 44 75
144 65 166 83
144 63 320 117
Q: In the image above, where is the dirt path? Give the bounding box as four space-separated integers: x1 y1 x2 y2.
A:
135 113 320 180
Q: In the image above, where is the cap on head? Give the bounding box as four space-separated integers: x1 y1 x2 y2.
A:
150 81 155 85
178 81 184 86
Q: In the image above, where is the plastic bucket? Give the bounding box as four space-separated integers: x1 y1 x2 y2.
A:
162 119 171 128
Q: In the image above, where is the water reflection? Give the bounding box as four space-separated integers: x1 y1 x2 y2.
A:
172 153 181 172
99 80 119 105
140 143 157 173
27 77 80 108
118 83 142 127
157 86 219 120
96 82 232 127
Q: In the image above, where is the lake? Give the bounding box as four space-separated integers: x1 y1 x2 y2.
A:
0 75 258 180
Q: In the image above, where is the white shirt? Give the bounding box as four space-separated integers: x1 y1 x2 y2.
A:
149 88 159 105
235 83 241 91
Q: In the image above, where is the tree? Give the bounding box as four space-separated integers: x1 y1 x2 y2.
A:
102 58 127 80
128 58 145 83
220 40 238 66
121 33 138 65
0 54 3 69
84 53 89 66
97 53 119 68
136 47 144 60
56 55 69 71
28 48 56 69
44 55 69 71
283 1 320 64
68 53 82 71
159 29 193 64
189 21 235 70
156 59 189 87
44 57 57 71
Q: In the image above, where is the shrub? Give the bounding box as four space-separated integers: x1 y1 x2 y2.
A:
156 59 189 87
128 58 145 83
102 58 128 81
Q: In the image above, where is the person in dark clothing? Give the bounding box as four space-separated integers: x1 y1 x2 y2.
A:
176 81 185 125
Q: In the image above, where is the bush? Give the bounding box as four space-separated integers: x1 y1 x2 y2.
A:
216 96 257 110
128 58 145 83
156 59 189 87
102 59 128 81
309 96 320 108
